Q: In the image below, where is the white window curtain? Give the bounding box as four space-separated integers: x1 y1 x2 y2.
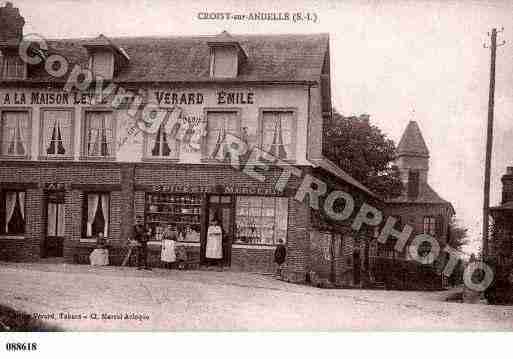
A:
44 111 71 156
18 191 25 221
2 112 27 156
4 192 16 233
207 112 238 159
47 203 66 237
101 194 109 236
262 112 293 160
57 204 66 237
86 112 112 157
16 117 26 155
87 194 99 237
47 203 57 236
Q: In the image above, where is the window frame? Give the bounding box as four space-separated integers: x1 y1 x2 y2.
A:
234 195 289 246
258 108 298 163
423 216 436 236
408 169 420 199
142 107 180 162
39 107 75 160
0 190 26 236
202 107 242 162
0 107 32 160
81 191 111 239
0 54 27 80
80 107 116 161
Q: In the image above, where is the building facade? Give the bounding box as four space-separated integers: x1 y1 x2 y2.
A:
378 120 455 289
490 167 513 266
0 3 379 284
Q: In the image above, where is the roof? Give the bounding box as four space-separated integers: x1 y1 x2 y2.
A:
396 121 429 158
387 182 454 210
309 157 378 199
491 201 513 211
15 33 329 83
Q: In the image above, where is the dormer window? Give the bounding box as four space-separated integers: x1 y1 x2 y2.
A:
90 51 114 80
0 50 26 80
208 31 247 79
84 34 129 80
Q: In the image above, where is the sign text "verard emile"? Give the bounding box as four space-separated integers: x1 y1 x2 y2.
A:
155 91 255 105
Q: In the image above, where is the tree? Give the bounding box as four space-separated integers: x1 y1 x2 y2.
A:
447 217 469 252
323 109 403 198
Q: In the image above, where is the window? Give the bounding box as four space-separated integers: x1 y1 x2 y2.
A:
145 193 201 242
408 170 420 199
205 110 240 160
82 193 109 238
423 216 436 236
210 47 238 78
144 115 179 160
235 196 288 245
40 109 74 158
0 110 30 157
1 191 26 235
47 202 65 237
1 55 26 79
90 52 114 80
261 110 296 161
83 110 114 158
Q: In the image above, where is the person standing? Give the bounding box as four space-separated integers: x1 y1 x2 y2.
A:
134 221 151 270
90 232 109 266
161 224 178 269
274 238 286 277
206 218 223 268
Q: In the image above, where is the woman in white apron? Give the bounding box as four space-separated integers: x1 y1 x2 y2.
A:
161 224 177 269
206 219 223 267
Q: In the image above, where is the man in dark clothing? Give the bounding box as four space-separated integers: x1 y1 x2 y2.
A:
274 239 286 277
134 222 151 270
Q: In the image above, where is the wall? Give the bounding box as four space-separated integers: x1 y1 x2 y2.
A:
0 84 313 165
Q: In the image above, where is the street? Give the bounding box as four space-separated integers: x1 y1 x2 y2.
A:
1 262 513 331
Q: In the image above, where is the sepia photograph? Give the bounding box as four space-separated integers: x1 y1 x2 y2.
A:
0 0 513 355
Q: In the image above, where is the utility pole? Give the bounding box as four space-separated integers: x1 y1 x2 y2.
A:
482 28 505 258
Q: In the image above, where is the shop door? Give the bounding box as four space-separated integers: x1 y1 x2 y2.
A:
44 192 65 258
203 195 234 266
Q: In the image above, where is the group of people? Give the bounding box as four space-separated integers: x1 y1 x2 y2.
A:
133 217 225 270
88 217 286 275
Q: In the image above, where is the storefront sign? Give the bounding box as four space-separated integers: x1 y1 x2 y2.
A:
152 184 280 196
1 90 256 106
44 183 66 191
155 92 204 105
217 91 254 105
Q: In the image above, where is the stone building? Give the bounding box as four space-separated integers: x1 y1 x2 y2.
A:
0 3 381 284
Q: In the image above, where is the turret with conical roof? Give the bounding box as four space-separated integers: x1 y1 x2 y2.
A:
395 121 430 198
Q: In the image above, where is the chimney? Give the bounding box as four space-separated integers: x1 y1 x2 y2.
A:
0 2 25 44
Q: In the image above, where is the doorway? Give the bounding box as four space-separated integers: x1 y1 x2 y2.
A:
202 195 234 267
44 191 65 258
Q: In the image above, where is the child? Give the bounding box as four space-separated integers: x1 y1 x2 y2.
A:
161 224 178 269
274 238 286 277
90 232 109 266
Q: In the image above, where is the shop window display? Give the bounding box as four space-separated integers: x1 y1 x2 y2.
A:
235 196 288 245
145 193 201 242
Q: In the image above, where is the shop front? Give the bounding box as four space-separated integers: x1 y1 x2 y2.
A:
139 180 290 271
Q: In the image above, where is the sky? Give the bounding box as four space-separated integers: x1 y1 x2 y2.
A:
8 0 513 254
